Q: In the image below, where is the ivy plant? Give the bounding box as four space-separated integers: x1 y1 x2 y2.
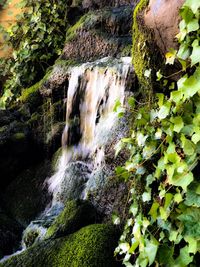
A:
115 1 200 266
0 0 68 108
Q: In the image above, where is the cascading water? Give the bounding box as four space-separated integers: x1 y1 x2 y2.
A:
0 56 133 261
48 56 132 205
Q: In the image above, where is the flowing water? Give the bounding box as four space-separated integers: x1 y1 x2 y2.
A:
48 57 132 204
0 56 133 261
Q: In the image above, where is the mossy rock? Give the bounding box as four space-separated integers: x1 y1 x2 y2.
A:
132 0 163 95
1 224 120 267
45 200 96 239
20 70 52 111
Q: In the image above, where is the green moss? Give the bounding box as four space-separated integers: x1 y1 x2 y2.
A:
54 59 77 69
121 44 132 57
51 147 63 172
11 132 25 141
20 70 52 104
65 12 95 42
132 0 163 95
45 200 96 239
1 224 120 267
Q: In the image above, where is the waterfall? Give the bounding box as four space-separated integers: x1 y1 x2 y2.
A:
48 56 132 204
0 56 133 261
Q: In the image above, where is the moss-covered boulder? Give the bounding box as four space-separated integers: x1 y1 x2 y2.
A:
62 5 133 62
45 200 96 239
1 224 120 267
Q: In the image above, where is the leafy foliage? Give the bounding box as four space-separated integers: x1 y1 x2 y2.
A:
0 0 68 108
115 1 200 266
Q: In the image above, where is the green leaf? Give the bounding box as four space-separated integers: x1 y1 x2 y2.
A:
185 182 200 207
144 239 158 265
170 91 183 104
187 18 199 33
128 97 135 108
178 67 200 100
184 236 197 254
181 134 195 155
177 43 190 60
157 245 175 266
190 40 200 66
165 49 177 65
170 116 184 133
178 207 200 238
191 132 200 144
149 202 159 220
175 245 193 267
184 0 200 14
156 93 164 107
169 172 193 191
158 102 171 119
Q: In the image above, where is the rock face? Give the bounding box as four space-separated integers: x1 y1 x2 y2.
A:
62 6 133 62
0 208 22 258
132 0 184 91
144 0 185 55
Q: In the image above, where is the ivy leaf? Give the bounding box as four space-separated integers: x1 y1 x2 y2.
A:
136 132 148 147
170 91 183 104
170 116 184 133
187 18 199 33
178 67 200 100
144 239 158 266
184 236 197 254
185 182 200 207
157 245 175 266
181 134 195 155
177 43 190 60
158 102 171 119
128 97 135 108
178 207 200 238
184 0 200 14
191 131 200 144
149 202 159 220
169 172 193 191
190 40 200 66
175 245 193 267
165 49 177 65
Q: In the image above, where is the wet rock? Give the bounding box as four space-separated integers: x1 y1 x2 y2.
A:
2 161 52 226
52 161 91 203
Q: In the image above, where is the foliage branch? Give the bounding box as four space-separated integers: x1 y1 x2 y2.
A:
115 1 200 266
0 0 68 108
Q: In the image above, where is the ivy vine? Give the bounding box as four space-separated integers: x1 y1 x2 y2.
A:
0 0 68 108
115 1 200 266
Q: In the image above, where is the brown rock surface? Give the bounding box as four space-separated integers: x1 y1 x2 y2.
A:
144 0 185 55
